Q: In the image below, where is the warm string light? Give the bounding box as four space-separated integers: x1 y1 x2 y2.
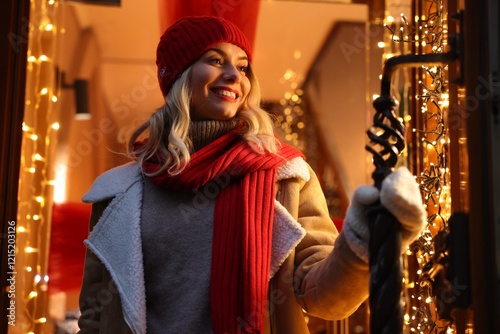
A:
272 60 309 152
15 0 61 333
385 13 419 44
275 87 306 151
386 1 455 333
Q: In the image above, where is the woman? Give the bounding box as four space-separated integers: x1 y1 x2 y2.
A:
77 16 426 334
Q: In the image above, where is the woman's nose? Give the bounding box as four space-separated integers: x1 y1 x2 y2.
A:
222 63 241 83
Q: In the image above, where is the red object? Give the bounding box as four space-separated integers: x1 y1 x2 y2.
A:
139 128 303 334
332 217 344 231
156 16 252 96
158 0 260 48
48 202 91 294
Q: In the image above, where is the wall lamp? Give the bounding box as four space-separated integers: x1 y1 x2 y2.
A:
60 70 90 119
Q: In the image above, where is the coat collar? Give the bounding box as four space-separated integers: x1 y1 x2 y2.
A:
82 158 309 334
82 162 142 203
83 164 146 334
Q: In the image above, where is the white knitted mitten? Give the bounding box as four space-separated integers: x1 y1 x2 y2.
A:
342 185 379 262
379 167 427 248
343 167 427 263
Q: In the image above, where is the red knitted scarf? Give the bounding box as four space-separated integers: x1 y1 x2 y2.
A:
138 129 303 333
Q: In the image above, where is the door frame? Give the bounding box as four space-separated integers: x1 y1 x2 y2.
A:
0 0 31 332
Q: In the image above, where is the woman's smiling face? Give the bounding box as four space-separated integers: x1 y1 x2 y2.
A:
189 42 251 121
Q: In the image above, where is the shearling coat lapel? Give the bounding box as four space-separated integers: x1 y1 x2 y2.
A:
82 163 146 334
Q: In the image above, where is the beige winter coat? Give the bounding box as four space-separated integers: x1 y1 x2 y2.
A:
77 159 369 334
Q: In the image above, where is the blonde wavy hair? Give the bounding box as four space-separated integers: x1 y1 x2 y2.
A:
128 64 279 177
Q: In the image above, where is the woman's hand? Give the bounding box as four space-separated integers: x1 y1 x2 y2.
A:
342 167 427 262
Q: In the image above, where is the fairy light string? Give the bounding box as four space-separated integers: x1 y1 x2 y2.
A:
14 0 61 333
385 0 455 333
273 68 307 152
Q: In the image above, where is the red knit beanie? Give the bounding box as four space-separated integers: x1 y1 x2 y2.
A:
156 16 253 97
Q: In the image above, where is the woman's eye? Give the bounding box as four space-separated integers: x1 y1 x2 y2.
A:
238 65 248 73
209 57 223 65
